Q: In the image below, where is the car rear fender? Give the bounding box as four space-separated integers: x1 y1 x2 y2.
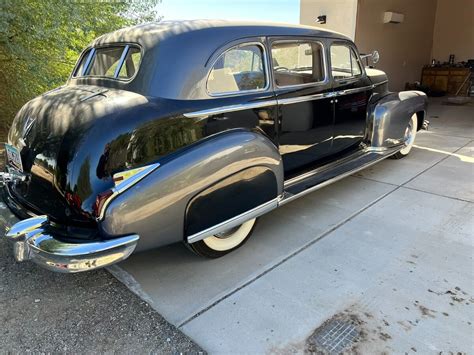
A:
99 129 283 251
366 90 428 149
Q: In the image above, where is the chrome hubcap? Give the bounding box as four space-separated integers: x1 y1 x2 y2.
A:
214 226 240 239
404 121 415 147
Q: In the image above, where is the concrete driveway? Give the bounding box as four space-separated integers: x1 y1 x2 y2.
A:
111 98 473 353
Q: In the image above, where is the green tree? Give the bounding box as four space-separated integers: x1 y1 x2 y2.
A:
0 0 160 139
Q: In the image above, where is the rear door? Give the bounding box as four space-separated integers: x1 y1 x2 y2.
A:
329 41 373 154
269 38 334 178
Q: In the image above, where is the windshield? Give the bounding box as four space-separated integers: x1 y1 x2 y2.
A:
73 45 142 80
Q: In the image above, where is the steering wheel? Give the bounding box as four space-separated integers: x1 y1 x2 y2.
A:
275 66 289 72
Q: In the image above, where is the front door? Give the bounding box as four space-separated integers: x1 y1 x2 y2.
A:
329 42 373 154
270 38 334 178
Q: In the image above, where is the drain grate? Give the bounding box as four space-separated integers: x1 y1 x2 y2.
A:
306 319 359 354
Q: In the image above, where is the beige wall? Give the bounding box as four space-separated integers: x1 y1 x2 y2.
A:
431 0 474 63
300 0 358 39
355 0 437 91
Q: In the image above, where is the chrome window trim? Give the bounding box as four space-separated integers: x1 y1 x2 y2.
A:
114 44 130 78
270 39 329 89
183 99 278 118
81 48 96 76
206 41 270 97
73 43 143 83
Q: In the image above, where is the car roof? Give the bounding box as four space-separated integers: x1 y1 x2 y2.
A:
92 20 351 49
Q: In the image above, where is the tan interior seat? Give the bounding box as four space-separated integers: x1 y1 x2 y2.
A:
208 68 239 93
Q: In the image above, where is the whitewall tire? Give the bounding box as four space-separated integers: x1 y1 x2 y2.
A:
188 218 257 258
390 114 418 159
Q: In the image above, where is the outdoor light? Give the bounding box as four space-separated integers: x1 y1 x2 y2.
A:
316 15 326 24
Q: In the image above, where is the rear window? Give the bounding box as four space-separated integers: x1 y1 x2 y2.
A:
73 45 142 80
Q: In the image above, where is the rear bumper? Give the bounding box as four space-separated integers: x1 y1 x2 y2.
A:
4 215 139 273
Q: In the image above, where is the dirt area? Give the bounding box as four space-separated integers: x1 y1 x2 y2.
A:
0 209 203 353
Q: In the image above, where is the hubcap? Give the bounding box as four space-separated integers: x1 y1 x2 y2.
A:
404 121 415 146
400 115 417 155
203 219 256 251
214 226 241 239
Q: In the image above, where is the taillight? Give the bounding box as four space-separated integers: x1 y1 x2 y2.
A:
93 189 114 218
94 162 160 220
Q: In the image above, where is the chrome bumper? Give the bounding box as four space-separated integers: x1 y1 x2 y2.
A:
5 215 139 273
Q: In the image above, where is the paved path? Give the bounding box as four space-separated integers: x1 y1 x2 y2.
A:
113 99 474 353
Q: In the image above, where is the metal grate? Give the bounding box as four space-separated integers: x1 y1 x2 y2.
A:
307 319 359 354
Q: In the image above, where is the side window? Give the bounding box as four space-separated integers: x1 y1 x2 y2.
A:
271 41 325 87
73 45 141 80
207 44 266 95
330 44 362 79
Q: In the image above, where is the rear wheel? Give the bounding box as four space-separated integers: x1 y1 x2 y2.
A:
188 218 257 258
390 114 418 159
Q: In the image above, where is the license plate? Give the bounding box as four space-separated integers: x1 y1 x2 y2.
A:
5 144 23 173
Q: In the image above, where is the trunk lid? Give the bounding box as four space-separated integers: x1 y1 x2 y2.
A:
7 85 148 226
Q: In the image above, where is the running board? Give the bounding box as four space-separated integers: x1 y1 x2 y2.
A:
186 146 400 243
279 147 399 206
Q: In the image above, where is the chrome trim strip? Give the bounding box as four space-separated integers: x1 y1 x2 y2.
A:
206 41 271 97
5 216 139 273
98 162 161 221
334 85 373 96
185 85 374 117
80 89 109 102
284 144 403 188
279 92 335 106
278 85 373 106
114 45 130 78
372 80 388 87
183 99 278 118
284 149 369 188
280 148 399 206
187 197 279 244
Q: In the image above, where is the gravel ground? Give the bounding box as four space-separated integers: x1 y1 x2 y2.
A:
0 205 204 353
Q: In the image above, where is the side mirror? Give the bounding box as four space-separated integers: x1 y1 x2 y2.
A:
371 50 380 64
360 50 380 66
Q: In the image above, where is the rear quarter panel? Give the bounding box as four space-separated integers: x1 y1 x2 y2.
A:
99 129 283 251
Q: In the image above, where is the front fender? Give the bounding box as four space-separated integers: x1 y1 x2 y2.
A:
99 129 283 251
366 90 427 149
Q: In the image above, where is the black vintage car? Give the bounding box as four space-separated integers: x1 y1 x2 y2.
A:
1 21 427 272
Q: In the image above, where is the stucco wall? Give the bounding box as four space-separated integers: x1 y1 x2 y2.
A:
354 0 438 91
300 0 358 39
431 0 474 63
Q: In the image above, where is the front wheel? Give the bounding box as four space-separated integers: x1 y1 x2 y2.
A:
390 113 418 159
187 218 257 258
